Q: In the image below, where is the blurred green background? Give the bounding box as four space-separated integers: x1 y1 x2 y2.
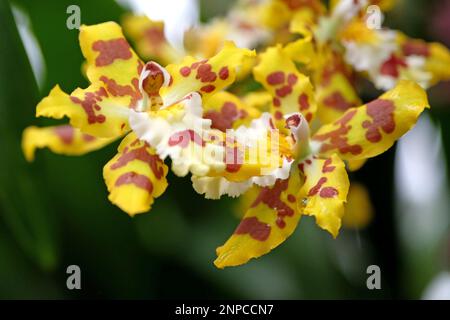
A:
0 0 449 299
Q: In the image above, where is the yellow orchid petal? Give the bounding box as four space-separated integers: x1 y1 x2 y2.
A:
312 80 429 161
261 0 324 30
184 19 229 59
203 91 261 131
342 182 374 229
298 154 349 237
214 166 304 268
103 133 168 216
253 45 317 128
36 22 145 138
160 41 255 106
36 84 134 138
398 34 450 86
79 22 143 90
314 49 362 124
121 15 181 65
22 125 116 162
346 158 367 172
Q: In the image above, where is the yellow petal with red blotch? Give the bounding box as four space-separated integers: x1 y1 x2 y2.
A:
79 22 144 98
312 80 429 161
103 133 168 216
313 48 361 124
36 84 134 138
203 91 261 132
214 166 304 268
253 45 317 128
297 154 349 238
160 41 255 106
398 34 450 85
121 15 181 65
22 125 117 162
342 182 374 229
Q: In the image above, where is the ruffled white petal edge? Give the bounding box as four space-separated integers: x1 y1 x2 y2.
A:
191 157 292 199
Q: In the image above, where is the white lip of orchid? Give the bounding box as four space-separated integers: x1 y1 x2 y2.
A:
130 95 295 198
343 29 398 73
191 157 293 200
368 54 432 90
131 93 227 177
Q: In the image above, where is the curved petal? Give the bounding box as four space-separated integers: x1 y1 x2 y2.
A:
103 133 169 216
214 166 304 268
398 33 450 86
312 80 429 161
79 22 143 91
22 125 116 162
297 154 349 238
36 84 134 138
121 15 181 65
160 41 255 106
203 91 261 132
253 45 317 128
36 22 144 138
314 49 362 124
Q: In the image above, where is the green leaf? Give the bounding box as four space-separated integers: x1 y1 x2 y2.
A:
0 0 58 271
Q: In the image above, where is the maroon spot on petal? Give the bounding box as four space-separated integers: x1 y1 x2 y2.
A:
267 71 285 85
298 93 309 111
287 194 296 203
54 125 75 145
287 73 298 86
111 145 165 179
362 99 396 143
82 134 96 142
196 63 217 83
251 179 295 230
180 66 191 77
273 97 281 107
219 66 229 80
200 84 216 93
115 172 153 193
276 85 292 98
234 217 271 241
322 158 336 173
92 38 132 67
308 177 327 196
320 187 339 198
100 76 142 107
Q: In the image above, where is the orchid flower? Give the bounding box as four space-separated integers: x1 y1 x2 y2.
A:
22 22 291 215
213 46 429 268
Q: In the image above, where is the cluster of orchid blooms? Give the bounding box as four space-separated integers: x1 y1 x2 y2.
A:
22 0 450 268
